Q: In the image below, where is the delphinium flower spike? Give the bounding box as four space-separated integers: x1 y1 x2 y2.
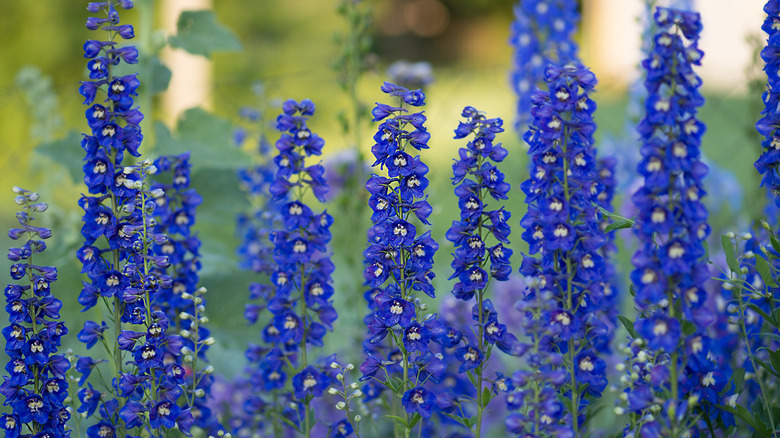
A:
253 99 338 437
230 93 285 436
75 2 193 436
2 188 70 438
507 63 612 436
509 0 580 132
617 7 732 436
757 0 780 207
445 106 522 437
151 153 221 434
359 82 442 437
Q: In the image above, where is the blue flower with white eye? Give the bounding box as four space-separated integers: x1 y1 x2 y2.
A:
510 61 616 435
3 189 70 437
401 386 436 418
509 0 580 132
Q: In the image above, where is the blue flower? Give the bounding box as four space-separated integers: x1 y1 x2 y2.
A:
510 62 613 434
509 0 580 131
401 386 436 418
3 189 69 437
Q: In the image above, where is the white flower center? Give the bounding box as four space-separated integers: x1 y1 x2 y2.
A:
653 320 668 336
579 357 594 372
641 269 656 284
555 313 571 326
668 243 684 258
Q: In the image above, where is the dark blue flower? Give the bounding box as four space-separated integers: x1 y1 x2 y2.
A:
401 386 436 418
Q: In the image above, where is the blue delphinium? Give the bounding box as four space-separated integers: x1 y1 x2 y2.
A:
509 0 580 132
445 106 523 437
246 99 337 437
509 63 611 436
757 0 780 206
360 82 444 436
619 7 731 436
76 2 193 436
2 188 70 438
151 153 221 434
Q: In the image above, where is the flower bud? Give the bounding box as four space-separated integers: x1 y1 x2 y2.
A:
335 401 346 410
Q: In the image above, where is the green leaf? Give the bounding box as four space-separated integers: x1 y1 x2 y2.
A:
755 255 779 288
605 219 633 233
408 413 422 429
747 303 777 328
769 230 780 254
719 404 760 430
681 320 696 336
383 415 408 429
34 130 84 182
617 315 640 339
749 355 780 378
702 239 709 260
722 235 741 274
769 349 780 376
168 10 241 58
148 56 172 94
154 108 249 171
481 387 493 408
731 367 746 393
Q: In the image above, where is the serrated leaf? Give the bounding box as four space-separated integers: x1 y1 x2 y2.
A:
169 10 241 58
605 219 633 233
617 315 639 339
722 235 741 274
154 108 249 171
34 130 84 183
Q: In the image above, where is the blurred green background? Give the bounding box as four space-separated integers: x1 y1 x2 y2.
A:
0 1 768 429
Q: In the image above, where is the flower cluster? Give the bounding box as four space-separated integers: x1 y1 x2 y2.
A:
75 2 194 436
509 0 580 132
622 7 731 435
360 82 442 433
757 0 780 207
445 106 522 435
2 188 70 438
243 99 338 437
510 63 611 435
151 154 220 433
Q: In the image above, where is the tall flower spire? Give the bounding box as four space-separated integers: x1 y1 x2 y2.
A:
75 2 194 436
445 106 522 437
2 188 70 438
509 0 580 132
359 82 442 437
508 63 611 436
619 7 730 436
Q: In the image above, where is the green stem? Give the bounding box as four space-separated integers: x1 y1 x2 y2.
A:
560 123 580 436
737 281 778 437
